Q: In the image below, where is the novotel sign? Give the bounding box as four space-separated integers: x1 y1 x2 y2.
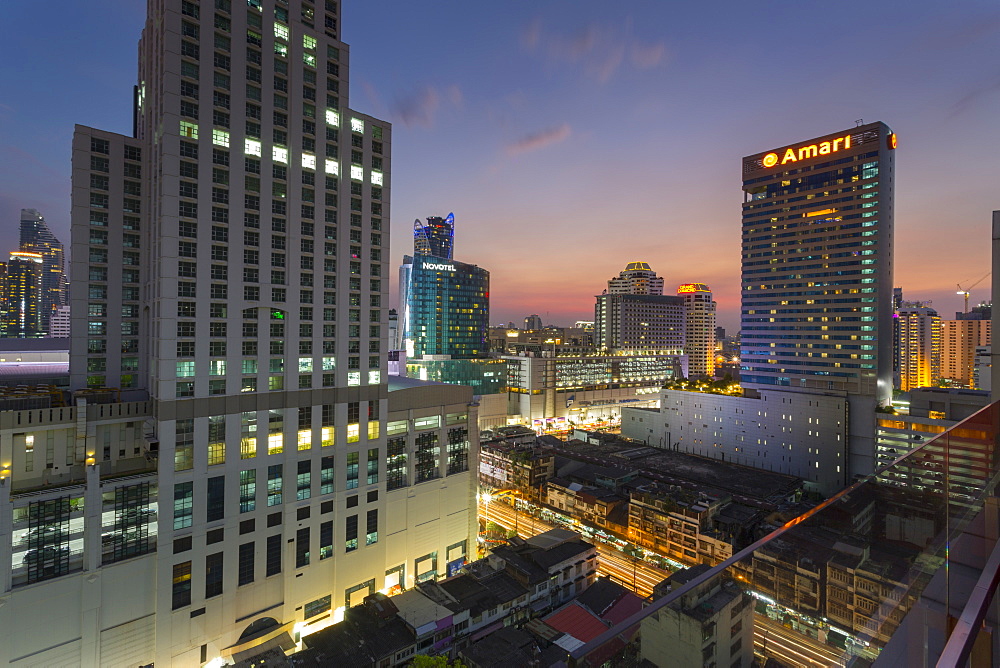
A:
422 262 455 272
761 134 853 168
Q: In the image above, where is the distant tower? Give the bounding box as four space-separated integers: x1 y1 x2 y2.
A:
678 284 717 378
896 304 941 391
48 305 71 338
607 261 664 295
941 318 991 387
524 314 542 330
19 208 66 333
413 212 455 259
400 212 489 359
4 251 44 338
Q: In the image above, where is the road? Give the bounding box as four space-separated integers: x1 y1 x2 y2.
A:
755 615 848 668
481 498 849 666
480 498 670 597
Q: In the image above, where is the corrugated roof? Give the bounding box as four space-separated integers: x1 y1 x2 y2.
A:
543 602 608 643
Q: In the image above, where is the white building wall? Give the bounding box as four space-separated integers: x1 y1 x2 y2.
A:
622 387 849 495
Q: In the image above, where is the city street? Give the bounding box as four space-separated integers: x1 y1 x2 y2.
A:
479 498 669 597
480 497 851 666
754 614 848 668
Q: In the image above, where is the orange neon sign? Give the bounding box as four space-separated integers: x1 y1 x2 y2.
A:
762 134 852 168
887 133 897 149
678 283 710 293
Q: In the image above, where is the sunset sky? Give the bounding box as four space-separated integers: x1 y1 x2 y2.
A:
1 0 998 331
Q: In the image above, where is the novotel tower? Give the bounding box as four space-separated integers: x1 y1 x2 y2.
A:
741 121 896 475
399 252 490 359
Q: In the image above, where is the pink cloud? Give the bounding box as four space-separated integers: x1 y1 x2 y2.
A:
505 123 572 156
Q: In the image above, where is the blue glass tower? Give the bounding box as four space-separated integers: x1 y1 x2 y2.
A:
399 255 489 359
413 212 455 259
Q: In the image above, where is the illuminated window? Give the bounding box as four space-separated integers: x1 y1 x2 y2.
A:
302 34 316 50
212 129 230 147
273 146 288 164
274 43 287 57
176 361 195 377
209 360 226 375
368 370 380 385
322 356 335 370
370 170 383 186
180 120 199 139
325 159 339 176
298 357 314 372
325 109 340 127
347 424 360 443
303 53 316 67
350 165 363 181
267 433 284 455
298 429 311 451
301 153 316 170
348 372 361 386
274 22 289 40
321 426 334 448
245 138 262 156
350 117 364 133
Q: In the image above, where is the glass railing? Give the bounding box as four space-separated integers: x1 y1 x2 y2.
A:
567 401 1000 667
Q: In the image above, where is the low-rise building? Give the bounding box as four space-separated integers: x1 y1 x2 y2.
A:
628 485 734 567
479 441 554 500
622 386 849 496
545 478 625 532
642 569 754 668
488 529 598 611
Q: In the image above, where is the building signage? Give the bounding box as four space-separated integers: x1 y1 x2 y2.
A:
479 461 507 483
422 262 455 272
762 134 852 168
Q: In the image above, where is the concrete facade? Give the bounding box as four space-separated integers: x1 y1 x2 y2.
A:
622 387 848 495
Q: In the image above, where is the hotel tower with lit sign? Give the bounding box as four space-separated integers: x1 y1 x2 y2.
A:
741 121 896 475
0 2 478 666
399 213 490 359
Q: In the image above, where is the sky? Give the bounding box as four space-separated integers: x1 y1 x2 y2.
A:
1 0 999 332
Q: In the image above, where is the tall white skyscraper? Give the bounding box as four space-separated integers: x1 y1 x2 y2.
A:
0 2 476 666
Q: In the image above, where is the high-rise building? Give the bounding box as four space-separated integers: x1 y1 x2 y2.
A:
399 213 489 360
48 305 71 338
399 255 490 359
741 122 896 475
524 314 542 330
3 251 44 338
941 318 991 387
19 208 67 332
678 284 716 379
596 262 683 353
594 293 685 353
895 304 940 391
413 212 454 259
0 3 475 666
607 261 664 295
622 123 897 493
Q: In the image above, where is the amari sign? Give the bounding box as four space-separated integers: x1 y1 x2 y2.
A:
762 134 852 168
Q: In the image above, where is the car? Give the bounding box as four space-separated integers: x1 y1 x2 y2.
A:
23 545 70 564
18 525 63 546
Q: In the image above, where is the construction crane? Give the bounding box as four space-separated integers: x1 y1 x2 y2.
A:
956 272 991 314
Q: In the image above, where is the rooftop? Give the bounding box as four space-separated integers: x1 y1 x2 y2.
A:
459 627 539 668
552 439 801 505
544 602 609 643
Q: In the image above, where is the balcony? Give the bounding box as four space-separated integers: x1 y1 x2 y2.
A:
568 401 1000 667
